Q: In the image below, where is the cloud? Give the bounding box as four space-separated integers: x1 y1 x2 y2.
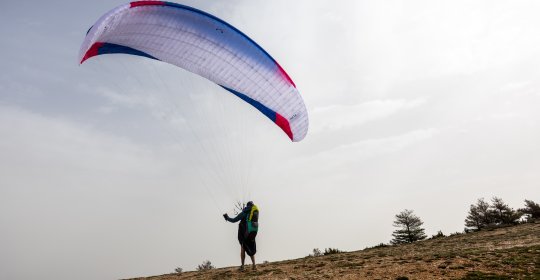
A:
475 112 523 122
0 105 168 178
94 86 145 107
0 105 204 280
315 128 437 162
311 98 426 133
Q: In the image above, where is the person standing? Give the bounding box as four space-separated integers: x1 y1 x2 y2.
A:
223 201 259 271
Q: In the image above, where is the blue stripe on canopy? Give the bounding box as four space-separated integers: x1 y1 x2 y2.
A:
98 43 159 60
220 85 277 122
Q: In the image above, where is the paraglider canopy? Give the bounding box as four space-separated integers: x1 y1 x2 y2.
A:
79 1 308 141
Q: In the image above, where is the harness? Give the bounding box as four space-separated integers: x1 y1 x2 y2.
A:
247 205 259 233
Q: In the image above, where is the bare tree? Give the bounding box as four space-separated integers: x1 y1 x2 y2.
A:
233 201 246 215
391 209 427 244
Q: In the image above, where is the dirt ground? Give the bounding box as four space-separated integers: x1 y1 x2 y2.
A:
126 222 540 280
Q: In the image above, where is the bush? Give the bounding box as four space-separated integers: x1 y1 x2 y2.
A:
365 243 389 250
174 267 183 273
430 230 445 239
311 248 322 257
323 248 342 255
196 260 214 271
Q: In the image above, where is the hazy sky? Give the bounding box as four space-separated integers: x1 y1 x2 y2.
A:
1 1 540 279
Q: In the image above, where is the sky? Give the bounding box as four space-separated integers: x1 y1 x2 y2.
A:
1 0 540 279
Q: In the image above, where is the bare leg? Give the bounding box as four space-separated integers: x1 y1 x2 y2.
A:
240 246 246 269
250 254 256 270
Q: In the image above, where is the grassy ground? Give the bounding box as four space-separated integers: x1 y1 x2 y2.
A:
126 222 539 280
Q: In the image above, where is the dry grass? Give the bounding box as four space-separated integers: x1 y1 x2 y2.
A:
125 223 540 280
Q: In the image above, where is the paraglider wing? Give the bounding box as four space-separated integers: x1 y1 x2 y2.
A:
79 1 308 141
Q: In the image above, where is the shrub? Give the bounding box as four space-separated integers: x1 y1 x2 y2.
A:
430 230 445 239
196 260 214 271
174 267 183 273
365 243 389 249
323 248 342 255
311 248 322 257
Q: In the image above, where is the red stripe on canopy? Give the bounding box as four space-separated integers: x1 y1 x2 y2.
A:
130 1 165 8
275 113 293 140
80 42 104 64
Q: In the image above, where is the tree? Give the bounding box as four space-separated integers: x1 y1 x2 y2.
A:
519 199 540 222
174 267 183 273
465 197 524 231
465 204 483 231
465 198 492 231
196 260 214 271
391 209 427 244
490 197 521 225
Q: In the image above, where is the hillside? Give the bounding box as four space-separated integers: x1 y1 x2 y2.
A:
127 223 540 280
